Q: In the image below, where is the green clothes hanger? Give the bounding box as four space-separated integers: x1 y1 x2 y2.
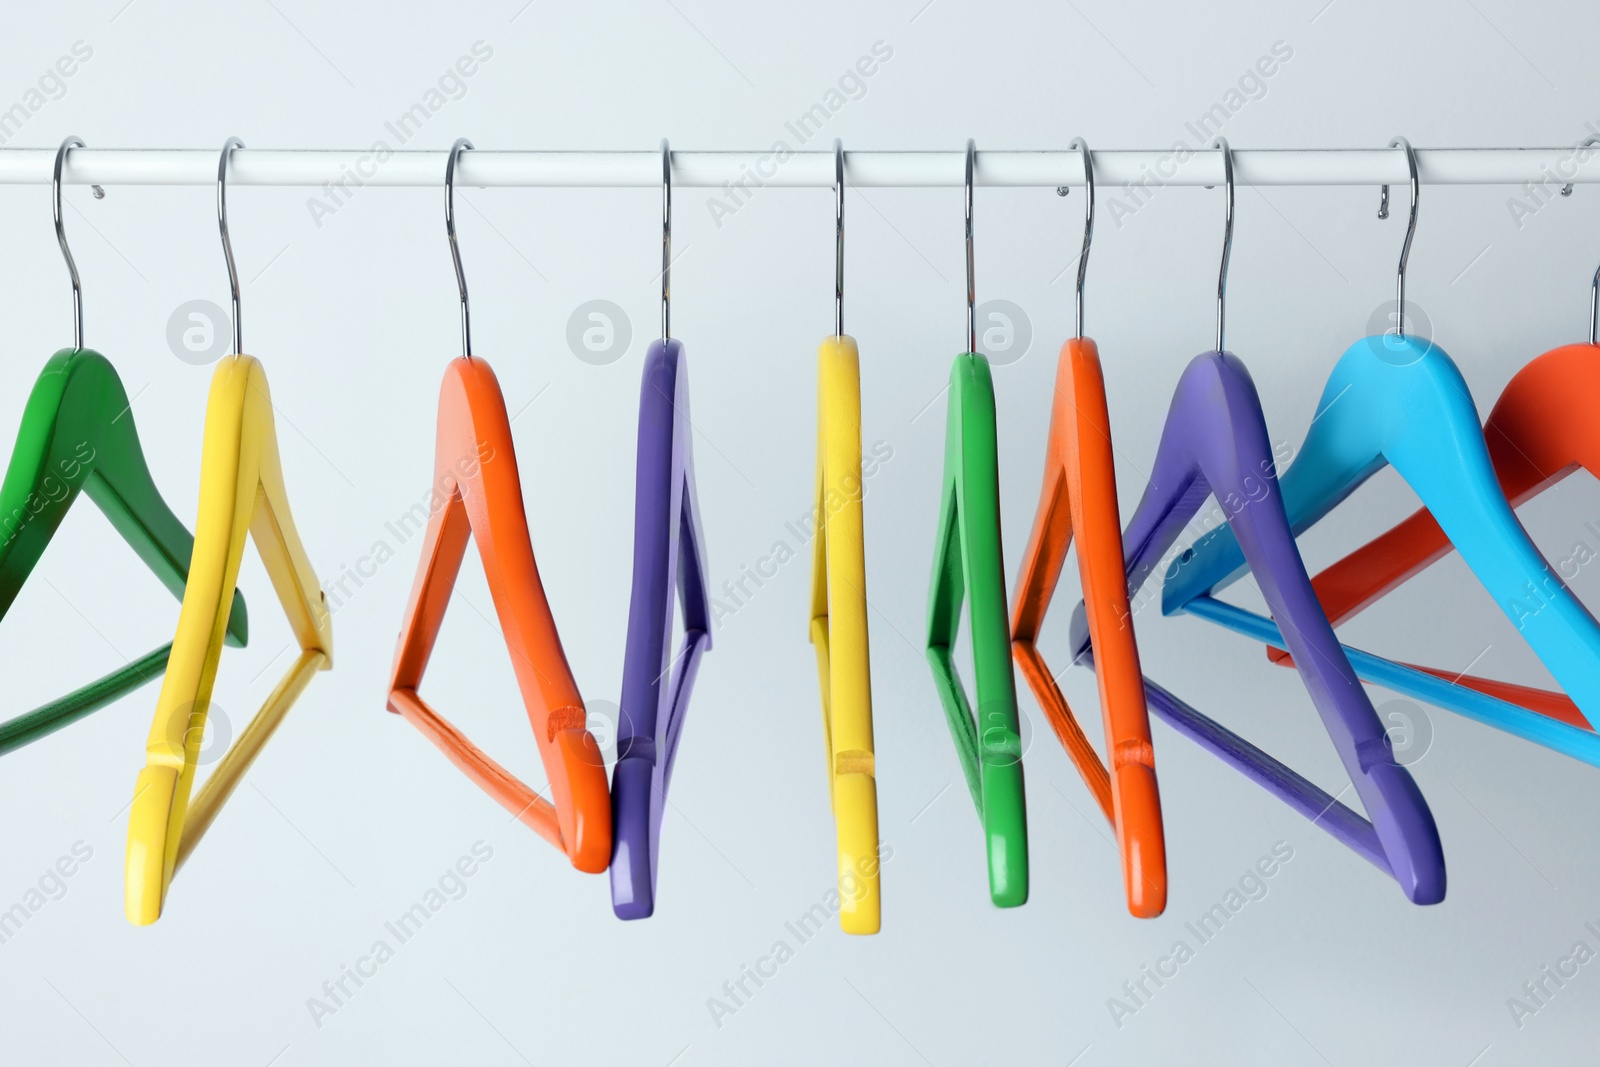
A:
924 140 1027 908
0 137 247 757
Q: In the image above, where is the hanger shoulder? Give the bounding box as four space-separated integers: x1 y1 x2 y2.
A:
0 351 88 611
1163 339 1412 607
807 334 879 934
386 356 609 875
1011 337 1166 917
612 339 715 919
1009 437 1071 648
1298 342 1597 627
618 339 697 760
1011 342 1099 800
448 360 583 728
926 370 981 806
0 349 247 645
125 354 330 925
814 336 872 764
1120 353 1249 606
442 358 598 822
925 352 1027 908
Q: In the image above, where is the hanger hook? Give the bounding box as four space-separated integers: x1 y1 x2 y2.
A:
834 138 845 337
1561 137 1599 197
1378 136 1419 339
1213 137 1234 353
965 138 977 353
445 138 473 359
1590 257 1599 347
661 138 672 342
217 137 245 357
53 136 88 351
1070 137 1095 339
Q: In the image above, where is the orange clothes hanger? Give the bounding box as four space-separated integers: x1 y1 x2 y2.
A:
1010 141 1165 918
385 140 610 873
1264 259 1600 731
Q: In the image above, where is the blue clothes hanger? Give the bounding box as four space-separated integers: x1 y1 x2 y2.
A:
1163 137 1600 765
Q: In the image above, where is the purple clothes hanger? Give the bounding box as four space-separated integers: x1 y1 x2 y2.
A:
610 142 713 920
1070 140 1444 904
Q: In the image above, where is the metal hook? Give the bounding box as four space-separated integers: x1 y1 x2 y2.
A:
1213 137 1234 353
1378 136 1419 339
445 138 473 358
1589 257 1599 347
834 138 845 337
965 138 976 353
53 136 87 351
1561 137 1599 196
1070 137 1095 339
217 137 245 357
661 138 672 342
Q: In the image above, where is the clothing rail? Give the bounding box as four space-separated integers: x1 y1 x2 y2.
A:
0 147 1594 189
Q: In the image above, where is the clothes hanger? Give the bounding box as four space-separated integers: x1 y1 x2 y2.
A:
1261 241 1600 732
1067 138 1446 904
924 139 1027 908
1009 138 1165 918
126 138 333 924
610 139 713 920
386 139 610 877
0 137 248 757
807 139 881 934
1161 137 1600 766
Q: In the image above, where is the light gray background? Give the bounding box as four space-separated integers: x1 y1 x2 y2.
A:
1 1 1598 1064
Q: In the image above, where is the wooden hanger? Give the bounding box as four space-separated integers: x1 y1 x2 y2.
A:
125 139 332 925
386 140 610 875
610 141 713 920
1072 140 1445 904
1261 256 1600 734
0 137 246 757
1164 138 1600 766
807 141 881 934
925 141 1028 908
1009 140 1165 919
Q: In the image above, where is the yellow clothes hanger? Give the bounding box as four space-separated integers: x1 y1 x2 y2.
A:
124 139 332 925
807 142 881 935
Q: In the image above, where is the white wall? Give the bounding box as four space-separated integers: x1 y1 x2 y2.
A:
0 1 1597 1063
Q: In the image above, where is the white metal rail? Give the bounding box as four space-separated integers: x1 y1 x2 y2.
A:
0 147 1593 189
